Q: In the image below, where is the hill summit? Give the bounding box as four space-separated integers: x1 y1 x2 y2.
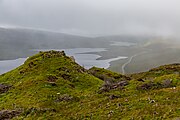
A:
0 51 180 119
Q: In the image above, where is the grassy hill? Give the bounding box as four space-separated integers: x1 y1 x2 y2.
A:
109 38 180 74
0 51 180 119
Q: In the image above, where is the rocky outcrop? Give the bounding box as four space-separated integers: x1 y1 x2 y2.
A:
0 84 11 94
0 110 21 120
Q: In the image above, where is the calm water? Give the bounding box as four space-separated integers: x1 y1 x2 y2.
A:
0 48 127 75
35 48 127 69
0 58 27 75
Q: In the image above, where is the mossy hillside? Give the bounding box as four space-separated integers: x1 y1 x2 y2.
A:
92 67 180 119
0 51 180 119
89 67 130 82
0 51 103 119
89 66 180 119
131 63 180 79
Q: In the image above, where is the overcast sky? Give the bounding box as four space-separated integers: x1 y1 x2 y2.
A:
0 0 180 36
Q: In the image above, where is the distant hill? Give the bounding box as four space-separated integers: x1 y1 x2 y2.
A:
0 27 94 60
0 27 95 48
2 27 180 76
0 27 115 60
0 51 180 119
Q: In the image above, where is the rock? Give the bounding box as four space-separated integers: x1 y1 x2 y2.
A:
117 103 122 107
137 82 155 90
0 84 11 94
28 61 36 68
47 75 58 82
162 79 172 88
172 87 176 90
116 81 128 87
61 74 71 80
109 95 119 100
42 51 66 59
125 99 128 102
0 110 21 120
99 80 128 93
137 78 145 82
70 56 75 62
149 100 155 103
108 110 114 117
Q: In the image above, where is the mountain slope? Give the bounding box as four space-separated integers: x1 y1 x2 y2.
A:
0 51 103 119
0 27 94 60
0 51 180 119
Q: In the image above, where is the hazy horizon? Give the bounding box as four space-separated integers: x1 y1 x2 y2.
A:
0 0 180 37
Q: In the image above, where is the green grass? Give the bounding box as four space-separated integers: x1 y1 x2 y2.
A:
0 51 180 119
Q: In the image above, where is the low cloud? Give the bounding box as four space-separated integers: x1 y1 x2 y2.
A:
0 0 180 37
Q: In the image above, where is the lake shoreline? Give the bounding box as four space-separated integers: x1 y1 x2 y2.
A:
0 48 127 75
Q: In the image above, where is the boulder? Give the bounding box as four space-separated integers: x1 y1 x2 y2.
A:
0 84 11 94
0 110 21 120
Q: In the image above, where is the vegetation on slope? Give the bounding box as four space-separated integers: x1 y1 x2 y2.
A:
0 51 103 119
0 51 180 119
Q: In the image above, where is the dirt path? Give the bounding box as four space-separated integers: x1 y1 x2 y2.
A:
121 51 148 74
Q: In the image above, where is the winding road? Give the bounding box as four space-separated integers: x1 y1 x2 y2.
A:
121 51 148 74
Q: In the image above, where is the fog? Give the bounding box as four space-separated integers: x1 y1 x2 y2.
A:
0 0 180 36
